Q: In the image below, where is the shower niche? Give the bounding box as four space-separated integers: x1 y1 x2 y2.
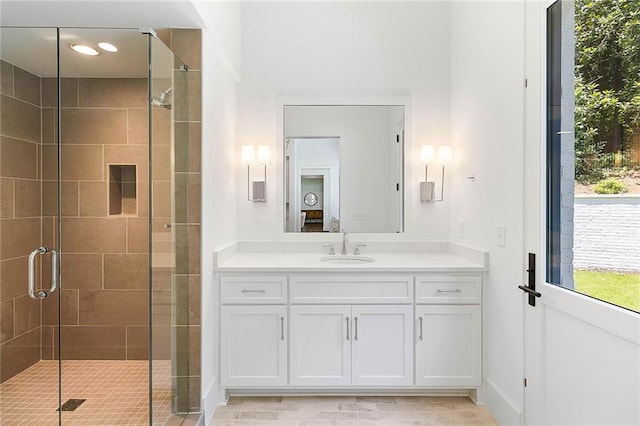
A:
109 164 137 216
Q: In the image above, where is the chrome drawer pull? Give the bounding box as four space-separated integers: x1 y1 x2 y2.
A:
354 317 358 341
418 317 423 340
241 289 267 293
281 316 285 340
346 317 350 340
436 288 462 293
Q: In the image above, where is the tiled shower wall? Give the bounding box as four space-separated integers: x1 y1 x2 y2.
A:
157 28 202 413
38 76 164 361
0 65 172 379
0 60 44 382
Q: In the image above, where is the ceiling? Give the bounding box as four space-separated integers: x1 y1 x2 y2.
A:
0 27 173 78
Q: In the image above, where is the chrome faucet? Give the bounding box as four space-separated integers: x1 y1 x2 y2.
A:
353 244 367 255
341 232 348 255
323 244 336 255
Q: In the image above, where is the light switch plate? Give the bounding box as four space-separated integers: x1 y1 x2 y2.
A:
496 225 506 247
458 220 465 238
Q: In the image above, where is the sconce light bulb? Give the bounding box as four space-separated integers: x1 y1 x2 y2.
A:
241 145 255 165
421 145 435 164
257 145 271 165
437 146 452 165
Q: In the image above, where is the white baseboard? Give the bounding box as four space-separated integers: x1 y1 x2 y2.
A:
202 377 224 425
484 378 522 426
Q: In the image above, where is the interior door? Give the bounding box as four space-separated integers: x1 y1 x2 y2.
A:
523 1 640 424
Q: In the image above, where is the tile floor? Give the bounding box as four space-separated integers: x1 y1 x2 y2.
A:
0 360 181 425
212 396 497 426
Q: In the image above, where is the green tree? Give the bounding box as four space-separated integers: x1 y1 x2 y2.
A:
575 0 640 182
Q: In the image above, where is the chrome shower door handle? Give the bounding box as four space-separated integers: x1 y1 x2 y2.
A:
27 247 57 300
48 248 58 296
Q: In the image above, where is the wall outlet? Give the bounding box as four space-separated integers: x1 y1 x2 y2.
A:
457 220 465 238
496 225 506 247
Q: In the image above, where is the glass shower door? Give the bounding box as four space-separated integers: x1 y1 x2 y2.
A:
0 26 62 424
57 28 154 424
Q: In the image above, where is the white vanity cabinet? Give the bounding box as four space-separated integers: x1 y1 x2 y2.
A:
350 305 413 386
289 304 413 387
217 268 483 393
220 276 289 387
415 275 482 387
289 305 351 386
289 274 413 387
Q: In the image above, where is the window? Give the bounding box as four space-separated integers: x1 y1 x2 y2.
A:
546 0 640 312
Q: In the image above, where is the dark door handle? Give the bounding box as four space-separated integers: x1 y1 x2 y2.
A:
518 285 541 298
519 253 540 306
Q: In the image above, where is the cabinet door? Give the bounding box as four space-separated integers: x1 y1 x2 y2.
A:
415 305 481 387
351 305 413 386
290 305 351 386
221 305 287 386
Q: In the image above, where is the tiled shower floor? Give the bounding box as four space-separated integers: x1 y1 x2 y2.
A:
0 360 173 425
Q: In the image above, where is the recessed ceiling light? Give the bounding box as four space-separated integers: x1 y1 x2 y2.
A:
70 44 99 56
98 42 118 53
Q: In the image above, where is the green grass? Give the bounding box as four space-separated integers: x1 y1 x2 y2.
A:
574 270 640 312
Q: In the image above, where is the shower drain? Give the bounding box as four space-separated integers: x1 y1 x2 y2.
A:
58 399 86 411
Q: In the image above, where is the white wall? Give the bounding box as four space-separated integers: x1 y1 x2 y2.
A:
190 0 241 80
195 2 241 419
237 1 452 241
449 1 525 424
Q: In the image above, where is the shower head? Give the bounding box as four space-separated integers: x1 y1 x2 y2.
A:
151 87 172 108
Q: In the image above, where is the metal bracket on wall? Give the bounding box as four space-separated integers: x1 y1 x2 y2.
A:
138 28 158 37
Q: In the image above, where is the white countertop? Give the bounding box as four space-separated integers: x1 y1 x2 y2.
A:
214 241 489 273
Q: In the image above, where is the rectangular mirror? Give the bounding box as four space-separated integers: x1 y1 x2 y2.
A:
284 105 404 233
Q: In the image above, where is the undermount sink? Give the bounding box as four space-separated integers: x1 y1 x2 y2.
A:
320 255 375 264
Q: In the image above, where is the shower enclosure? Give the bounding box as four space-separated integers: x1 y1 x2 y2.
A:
0 27 198 424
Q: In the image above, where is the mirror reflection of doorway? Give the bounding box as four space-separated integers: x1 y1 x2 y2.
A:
285 137 340 232
301 174 326 232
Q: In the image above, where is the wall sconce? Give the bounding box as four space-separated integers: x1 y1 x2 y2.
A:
420 145 450 202
241 144 270 202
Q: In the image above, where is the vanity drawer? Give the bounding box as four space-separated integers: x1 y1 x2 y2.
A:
290 275 413 304
415 274 481 304
221 275 288 304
